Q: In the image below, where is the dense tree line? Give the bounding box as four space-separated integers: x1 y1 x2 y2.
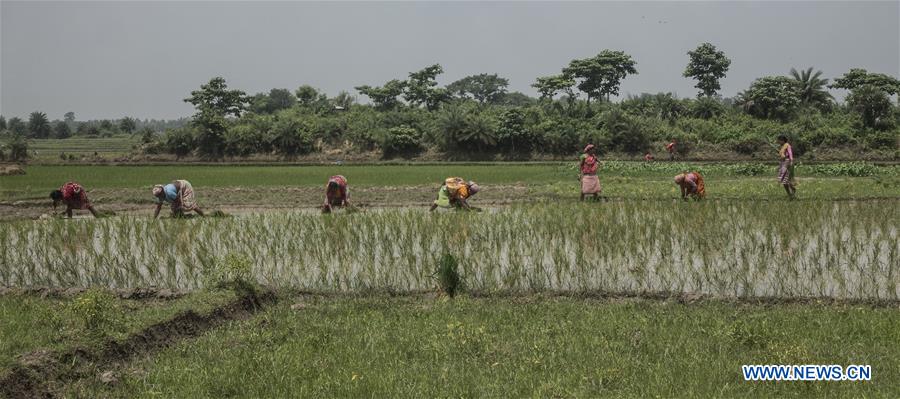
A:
3 44 899 161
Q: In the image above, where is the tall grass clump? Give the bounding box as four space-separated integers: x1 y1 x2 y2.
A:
434 253 463 297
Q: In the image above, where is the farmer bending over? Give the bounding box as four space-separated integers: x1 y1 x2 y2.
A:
152 180 205 218
430 177 480 211
50 182 99 218
674 171 706 201
322 175 351 213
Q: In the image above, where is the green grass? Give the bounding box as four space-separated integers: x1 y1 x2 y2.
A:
2 163 897 202
0 290 239 372
4 202 896 299
20 136 139 160
74 296 900 398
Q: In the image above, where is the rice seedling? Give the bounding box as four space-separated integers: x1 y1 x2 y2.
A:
0 200 896 300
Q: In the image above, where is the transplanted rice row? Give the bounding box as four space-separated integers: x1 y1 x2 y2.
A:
1 201 897 300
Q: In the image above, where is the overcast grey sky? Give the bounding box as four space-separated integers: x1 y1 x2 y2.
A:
2 1 898 120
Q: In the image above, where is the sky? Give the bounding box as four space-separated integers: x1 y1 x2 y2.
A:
1 1 898 120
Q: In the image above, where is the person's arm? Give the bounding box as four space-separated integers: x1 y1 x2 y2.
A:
680 185 687 200
154 202 163 219
787 145 794 164
87 206 99 218
194 207 205 217
429 204 438 212
343 187 350 207
66 205 73 219
457 197 471 210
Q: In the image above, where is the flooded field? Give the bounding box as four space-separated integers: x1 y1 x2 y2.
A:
1 201 897 299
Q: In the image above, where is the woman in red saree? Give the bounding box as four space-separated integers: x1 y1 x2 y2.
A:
50 182 99 218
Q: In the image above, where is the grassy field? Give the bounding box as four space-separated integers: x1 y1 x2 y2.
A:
2 163 898 206
1 161 898 396
58 295 900 397
3 202 898 299
19 136 140 161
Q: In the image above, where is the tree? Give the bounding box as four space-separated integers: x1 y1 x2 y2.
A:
54 121 72 139
446 73 509 104
741 76 802 121
28 111 51 138
268 88 297 111
830 68 900 95
184 77 247 118
332 91 355 109
532 75 575 102
789 67 833 110
683 43 731 98
119 117 137 134
404 64 451 110
8 134 28 161
250 88 298 114
356 80 407 110
184 77 247 157
7 117 27 136
64 112 75 124
846 85 892 129
295 85 327 106
562 50 637 103
0 116 6 131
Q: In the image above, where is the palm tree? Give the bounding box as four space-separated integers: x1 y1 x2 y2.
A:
790 67 834 110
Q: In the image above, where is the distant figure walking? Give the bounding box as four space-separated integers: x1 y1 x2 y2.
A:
666 139 677 161
152 180 205 218
322 175 351 213
430 177 480 211
674 171 706 201
777 134 797 200
50 182 99 218
579 144 602 201
644 151 654 162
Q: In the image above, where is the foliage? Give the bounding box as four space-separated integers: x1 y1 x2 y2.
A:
742 76 802 121
684 42 731 97
28 111 52 139
789 67 833 111
54 121 72 139
7 134 29 161
563 50 638 102
532 74 576 102
405 64 451 110
119 117 137 134
271 114 315 157
381 125 423 157
434 253 462 297
356 80 408 110
204 252 254 289
598 108 650 153
447 73 509 104
184 77 247 158
830 68 900 95
847 85 893 129
164 127 195 159
70 289 122 338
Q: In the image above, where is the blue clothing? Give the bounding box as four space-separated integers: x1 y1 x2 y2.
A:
162 184 177 203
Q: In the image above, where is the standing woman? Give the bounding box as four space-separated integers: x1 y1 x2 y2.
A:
579 144 601 201
322 175 351 213
50 182 100 218
777 134 797 199
674 171 706 201
152 180 205 218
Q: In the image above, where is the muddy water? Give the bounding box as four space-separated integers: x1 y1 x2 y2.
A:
1 201 897 300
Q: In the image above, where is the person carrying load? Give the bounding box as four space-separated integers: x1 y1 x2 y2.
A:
152 180 205 218
50 181 100 218
674 171 706 201
322 175 351 213
579 144 602 201
430 177 481 211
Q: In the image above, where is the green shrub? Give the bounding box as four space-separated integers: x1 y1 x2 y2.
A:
70 289 122 338
434 253 462 297
381 125 423 157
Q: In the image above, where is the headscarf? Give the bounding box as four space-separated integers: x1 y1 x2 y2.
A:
584 144 595 153
152 185 165 198
467 181 480 194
